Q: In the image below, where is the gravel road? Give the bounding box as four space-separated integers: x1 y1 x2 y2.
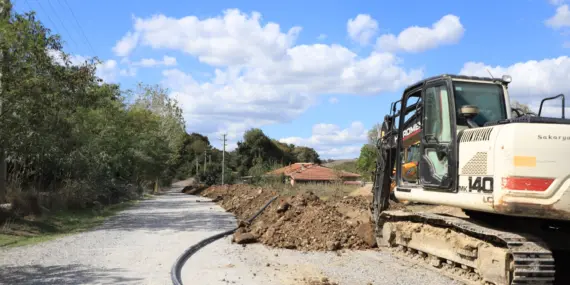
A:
0 186 458 285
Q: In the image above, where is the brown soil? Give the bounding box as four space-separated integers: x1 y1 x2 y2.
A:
348 184 372 197
200 184 461 252
202 185 376 251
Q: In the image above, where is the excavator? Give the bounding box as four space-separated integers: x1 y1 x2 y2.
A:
371 74 570 285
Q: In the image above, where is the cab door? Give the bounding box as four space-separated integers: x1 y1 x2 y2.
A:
419 80 456 190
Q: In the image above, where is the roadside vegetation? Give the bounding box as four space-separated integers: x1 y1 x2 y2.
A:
0 2 322 246
0 199 139 247
0 2 188 245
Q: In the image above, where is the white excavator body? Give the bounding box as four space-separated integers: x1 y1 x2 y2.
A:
394 122 570 221
373 74 570 285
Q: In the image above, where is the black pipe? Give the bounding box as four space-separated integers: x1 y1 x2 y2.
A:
170 195 279 285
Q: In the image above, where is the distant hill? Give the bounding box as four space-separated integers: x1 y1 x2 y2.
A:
322 158 357 168
322 158 372 181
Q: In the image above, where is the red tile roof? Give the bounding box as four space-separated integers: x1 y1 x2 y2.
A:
267 163 361 181
267 163 314 175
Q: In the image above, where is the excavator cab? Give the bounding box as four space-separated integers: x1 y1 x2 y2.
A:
381 75 513 194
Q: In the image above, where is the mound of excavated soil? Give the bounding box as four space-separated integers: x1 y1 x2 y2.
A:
201 185 377 251
348 184 373 197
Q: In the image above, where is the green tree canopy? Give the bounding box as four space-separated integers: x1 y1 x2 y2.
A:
292 146 321 164
0 6 187 206
356 144 377 181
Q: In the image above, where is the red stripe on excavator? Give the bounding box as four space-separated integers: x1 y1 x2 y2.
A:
501 177 554 192
403 129 421 141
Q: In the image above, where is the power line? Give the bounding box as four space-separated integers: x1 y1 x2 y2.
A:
33 0 60 38
20 0 32 14
59 0 96 55
45 0 80 51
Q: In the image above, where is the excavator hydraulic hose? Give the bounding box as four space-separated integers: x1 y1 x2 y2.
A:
170 195 279 285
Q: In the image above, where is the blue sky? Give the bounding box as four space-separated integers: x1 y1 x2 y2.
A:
13 0 570 159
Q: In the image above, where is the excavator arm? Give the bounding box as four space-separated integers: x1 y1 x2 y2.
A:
371 115 397 222
372 99 422 219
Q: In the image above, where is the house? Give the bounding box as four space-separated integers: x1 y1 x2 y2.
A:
266 163 362 186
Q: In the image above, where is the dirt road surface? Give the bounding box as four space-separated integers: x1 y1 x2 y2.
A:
0 186 459 285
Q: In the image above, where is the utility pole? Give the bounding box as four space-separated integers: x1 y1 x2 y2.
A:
0 0 10 202
203 150 207 174
195 158 199 174
219 134 227 185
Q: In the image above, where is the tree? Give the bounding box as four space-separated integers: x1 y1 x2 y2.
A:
173 132 213 179
367 123 381 146
292 146 321 164
356 144 377 181
197 162 222 186
0 4 192 208
129 83 186 184
233 128 321 177
511 100 534 116
235 128 288 176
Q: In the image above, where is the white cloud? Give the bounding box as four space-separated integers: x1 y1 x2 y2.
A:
317 33 327 40
115 9 424 142
537 105 570 117
163 55 177 66
546 4 570 28
376 14 464 53
347 14 379 46
112 31 140 57
460 56 570 119
133 55 177 67
162 67 314 136
97 60 120 82
120 66 137 77
47 49 125 82
279 122 368 159
329 97 339 104
318 145 363 159
459 56 570 106
129 9 302 67
158 47 421 139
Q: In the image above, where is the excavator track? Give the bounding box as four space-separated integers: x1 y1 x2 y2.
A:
377 210 555 285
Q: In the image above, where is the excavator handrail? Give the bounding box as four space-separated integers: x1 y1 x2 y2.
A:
538 93 565 118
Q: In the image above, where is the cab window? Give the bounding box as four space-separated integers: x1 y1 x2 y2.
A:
453 81 507 126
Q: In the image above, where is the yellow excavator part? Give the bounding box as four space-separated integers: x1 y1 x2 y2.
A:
389 161 418 192
389 141 419 204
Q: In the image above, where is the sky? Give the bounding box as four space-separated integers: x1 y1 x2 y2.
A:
12 0 570 159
